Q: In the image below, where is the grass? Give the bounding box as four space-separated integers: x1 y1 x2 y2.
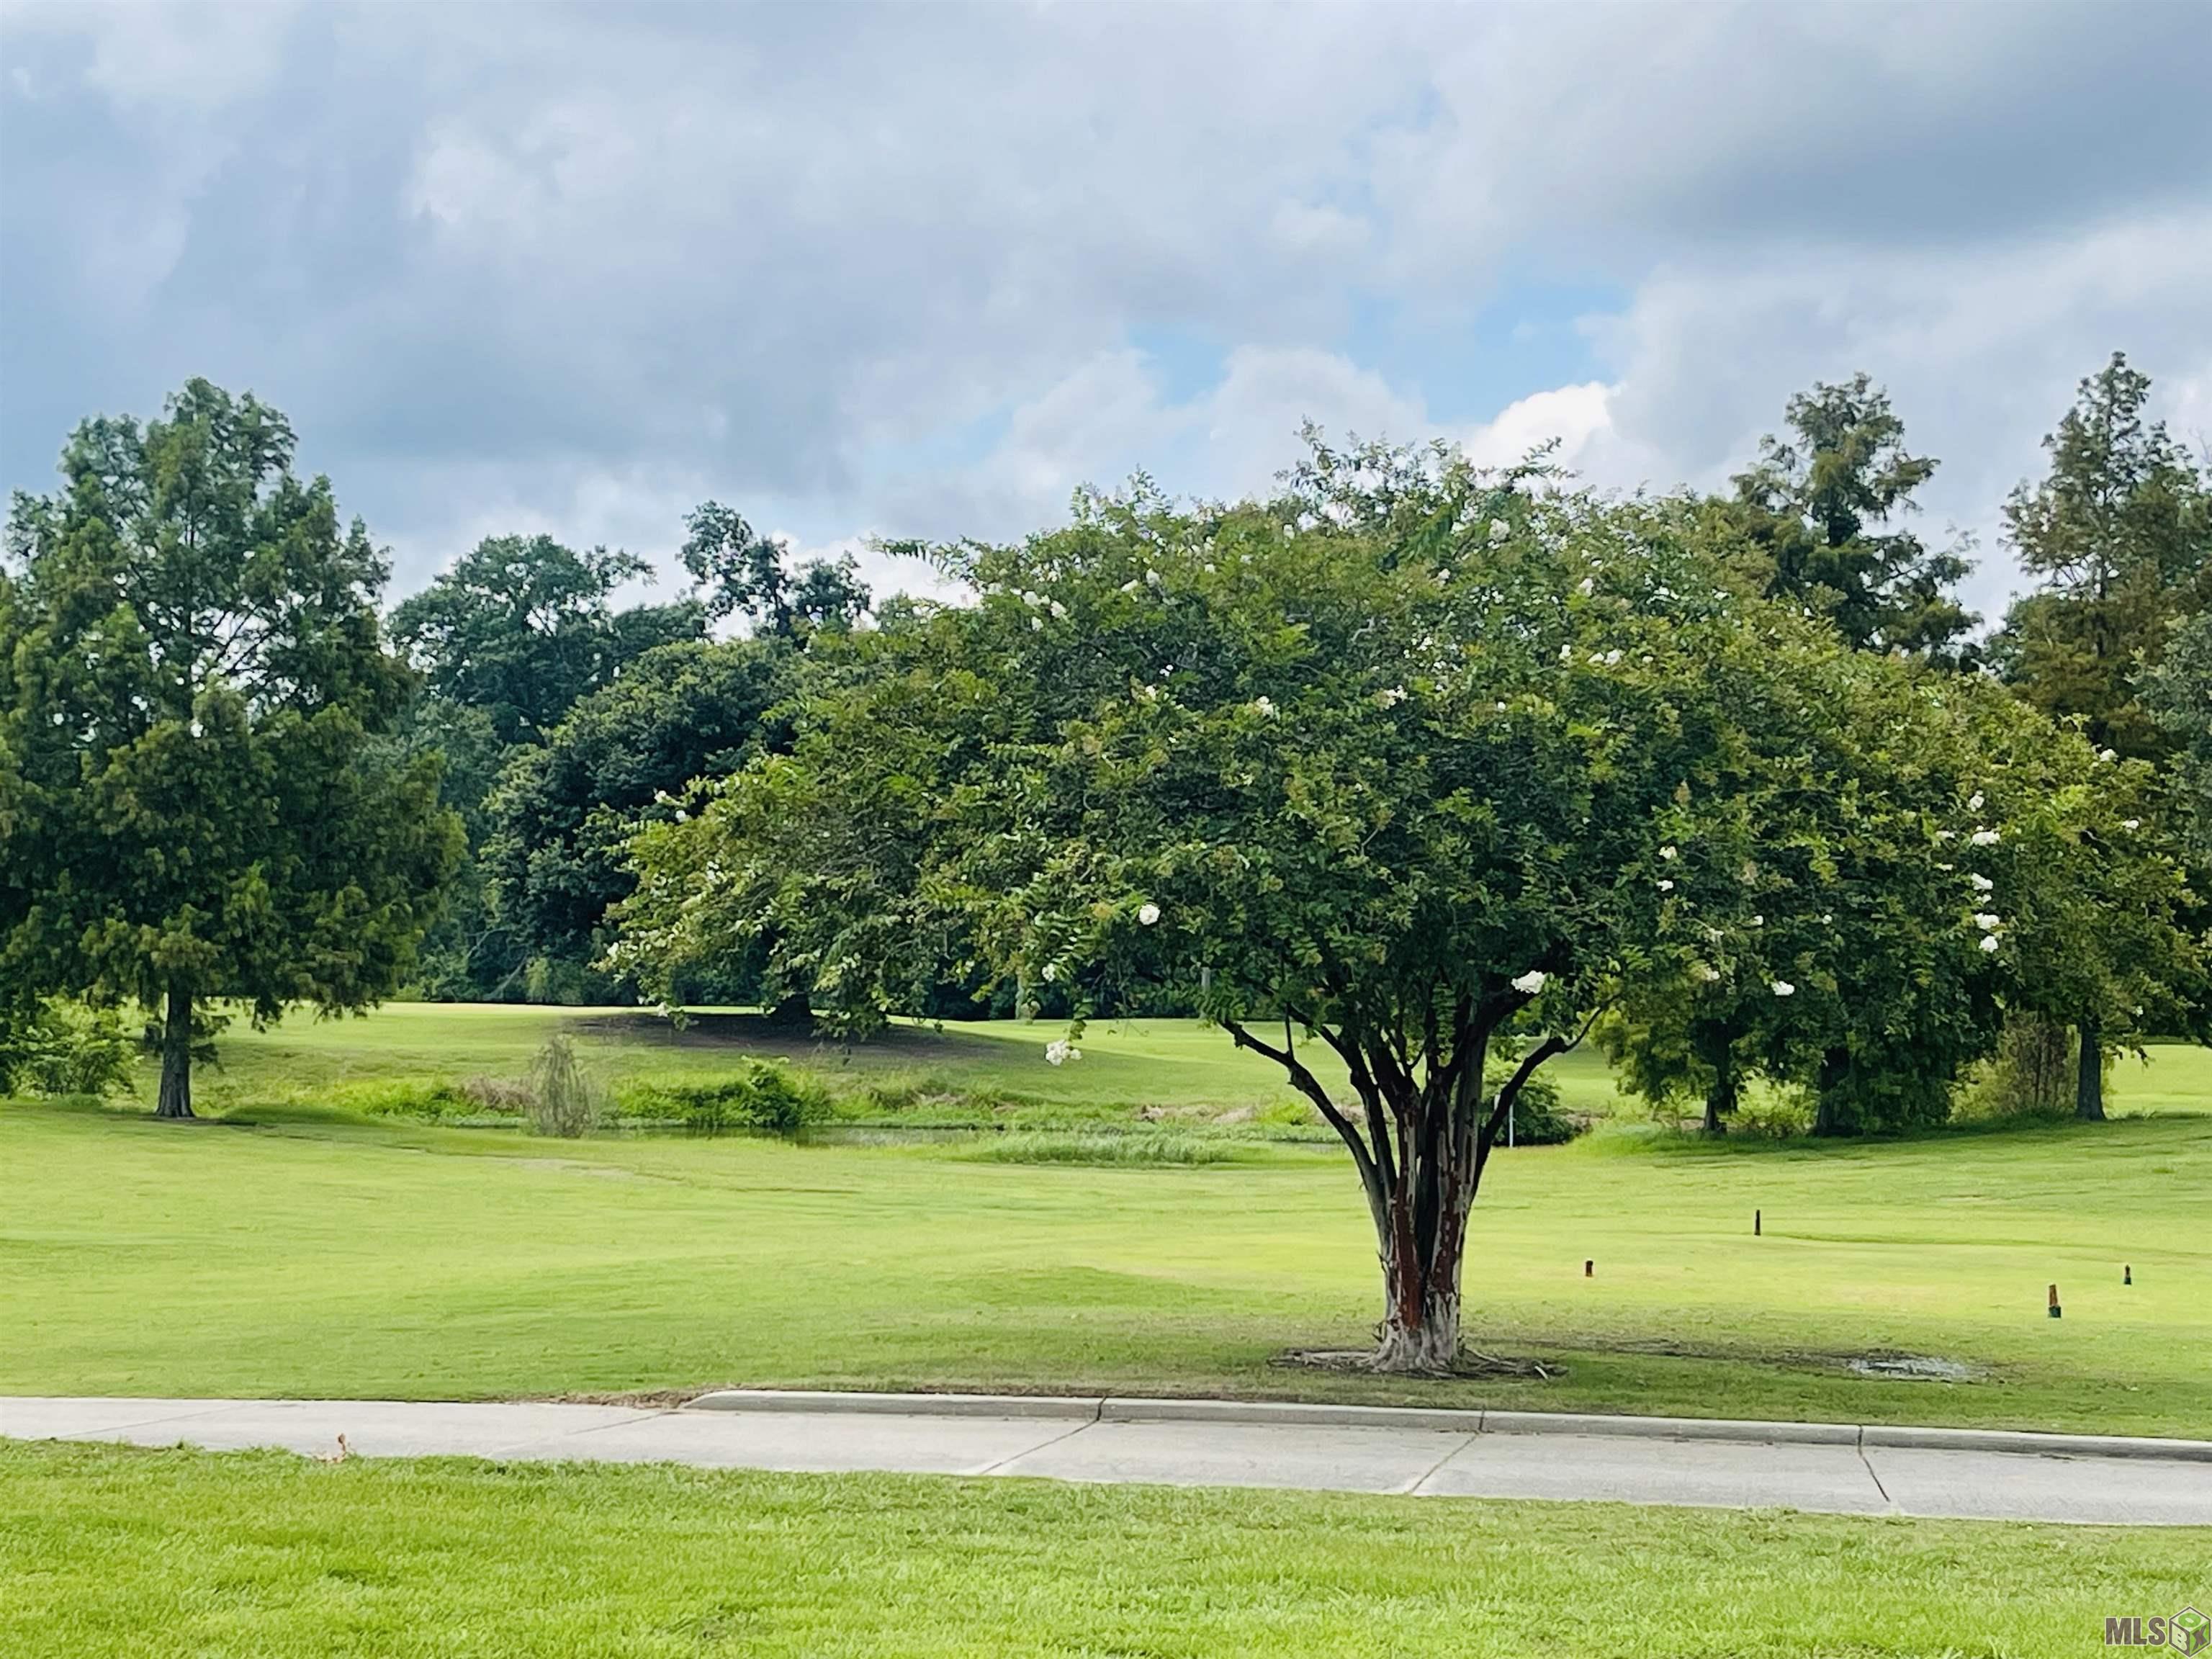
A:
4 1439 2206 1658
4 1008 2208 1433
166 1002 1629 1123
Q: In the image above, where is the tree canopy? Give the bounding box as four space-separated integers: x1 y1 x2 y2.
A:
616 439 2036 1367
0 379 461 1116
1731 374 1979 663
1994 353 2212 759
389 534 706 749
484 637 795 977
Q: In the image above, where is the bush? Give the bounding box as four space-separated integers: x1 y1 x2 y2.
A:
1488 1073 1586 1147
1954 1019 2099 1123
0 1002 135 1098
348 1076 533 1123
526 1035 602 1138
614 1061 830 1134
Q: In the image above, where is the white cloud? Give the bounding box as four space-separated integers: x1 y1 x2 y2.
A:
4 1 2208 620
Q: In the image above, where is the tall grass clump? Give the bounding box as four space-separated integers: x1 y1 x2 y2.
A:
526 1035 602 1138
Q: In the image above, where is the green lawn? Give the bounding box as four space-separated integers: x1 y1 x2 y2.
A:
5 1012 2208 1434
4 1440 2205 1659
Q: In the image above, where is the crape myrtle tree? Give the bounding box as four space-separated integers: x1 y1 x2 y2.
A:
0 381 461 1118
619 439 1920 1371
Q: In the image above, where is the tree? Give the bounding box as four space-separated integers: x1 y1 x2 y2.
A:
1732 374 1979 662
2145 610 2212 860
0 380 462 1118
484 637 793 976
1604 657 2015 1137
619 441 1974 1370
680 502 870 638
1994 353 2212 760
1989 737 2207 1120
389 534 703 748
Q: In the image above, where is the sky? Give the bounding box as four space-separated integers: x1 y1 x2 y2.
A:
4 1 2210 626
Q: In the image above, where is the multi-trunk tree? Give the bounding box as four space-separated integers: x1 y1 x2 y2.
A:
616 439 2000 1370
0 380 460 1117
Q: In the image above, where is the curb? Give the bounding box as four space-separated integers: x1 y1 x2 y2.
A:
680 1389 2212 1460
685 1390 1104 1421
1858 1424 2212 1463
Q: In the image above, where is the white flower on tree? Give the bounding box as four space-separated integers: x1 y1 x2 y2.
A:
1137 902 1161 926
1969 873 1993 893
2122 818 2141 830
1967 792 1984 812
1659 845 1678 861
1044 1039 1082 1066
1971 829 2000 846
1974 913 2001 931
1657 878 1674 891
1771 981 1795 997
1979 934 2002 953
1040 963 1058 981
1510 969 1547 995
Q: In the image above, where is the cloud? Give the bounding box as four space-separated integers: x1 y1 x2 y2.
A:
3 1 2207 611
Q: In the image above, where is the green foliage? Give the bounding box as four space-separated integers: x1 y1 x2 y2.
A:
0 1000 135 1097
2144 608 2212 860
615 1061 830 1134
484 638 793 975
525 1033 602 1138
1487 1071 1582 1146
680 501 870 637
618 434 1969 1360
1994 352 2212 760
1730 374 1979 662
388 535 703 750
0 379 462 1118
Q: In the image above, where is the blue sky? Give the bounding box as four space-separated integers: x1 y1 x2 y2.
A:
5 2 2209 624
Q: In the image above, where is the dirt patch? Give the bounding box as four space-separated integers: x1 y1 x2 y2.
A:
1844 1352 1983 1382
1275 1347 1564 1380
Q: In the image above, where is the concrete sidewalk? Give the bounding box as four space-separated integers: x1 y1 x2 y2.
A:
5 1393 2207 1526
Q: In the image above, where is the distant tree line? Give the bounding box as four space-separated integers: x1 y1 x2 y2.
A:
2 355 2207 1153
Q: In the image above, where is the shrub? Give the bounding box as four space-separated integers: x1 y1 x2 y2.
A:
1488 1072 1586 1147
526 1035 602 1138
1954 1019 2098 1123
347 1076 534 1123
0 1002 135 1098
613 1061 829 1134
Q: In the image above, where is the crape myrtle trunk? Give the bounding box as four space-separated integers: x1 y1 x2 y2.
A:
154 983 194 1120
1228 1002 1568 1375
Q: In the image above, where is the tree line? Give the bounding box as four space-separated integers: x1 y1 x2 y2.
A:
2 358 2207 1160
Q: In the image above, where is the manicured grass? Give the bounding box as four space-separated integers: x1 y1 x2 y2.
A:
6 1028 2208 1431
4 1440 2205 1658
168 1002 1630 1120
